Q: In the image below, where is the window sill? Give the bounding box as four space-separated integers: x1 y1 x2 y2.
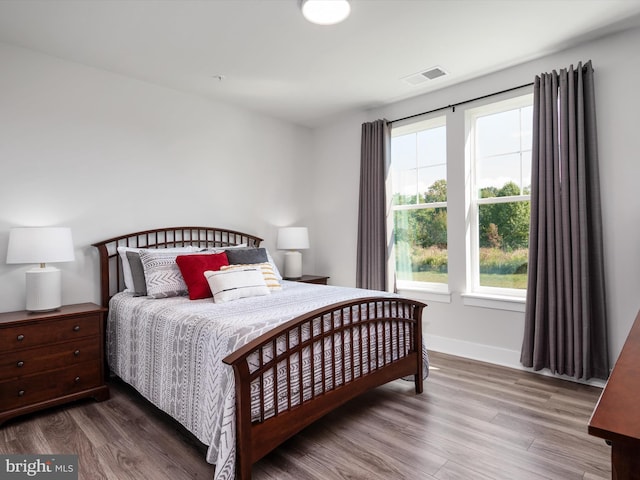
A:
461 293 526 312
396 286 452 304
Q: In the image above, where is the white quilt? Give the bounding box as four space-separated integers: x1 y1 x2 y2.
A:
107 281 428 479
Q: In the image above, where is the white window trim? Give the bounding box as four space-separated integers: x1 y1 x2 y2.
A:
390 113 449 291
461 292 526 312
465 93 533 299
397 282 452 304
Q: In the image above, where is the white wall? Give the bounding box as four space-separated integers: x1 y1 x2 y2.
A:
0 43 312 313
310 26 640 371
308 111 368 286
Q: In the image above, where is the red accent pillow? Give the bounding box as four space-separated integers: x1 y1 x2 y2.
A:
176 253 229 300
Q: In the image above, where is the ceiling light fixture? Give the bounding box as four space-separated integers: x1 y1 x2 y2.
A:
300 0 351 26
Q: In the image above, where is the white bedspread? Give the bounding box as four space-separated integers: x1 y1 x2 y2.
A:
107 281 428 479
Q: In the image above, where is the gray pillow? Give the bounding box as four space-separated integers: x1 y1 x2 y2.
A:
225 247 268 265
126 251 147 296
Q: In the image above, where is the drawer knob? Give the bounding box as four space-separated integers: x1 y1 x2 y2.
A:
73 325 81 332
16 361 24 368
74 376 81 383
17 334 25 341
18 390 25 397
74 350 80 356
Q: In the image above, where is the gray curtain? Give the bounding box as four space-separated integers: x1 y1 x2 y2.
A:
357 119 390 290
521 61 609 380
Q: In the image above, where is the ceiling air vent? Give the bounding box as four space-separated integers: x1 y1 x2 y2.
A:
402 66 448 85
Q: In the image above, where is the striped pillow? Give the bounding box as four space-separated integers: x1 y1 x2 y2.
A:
220 263 282 291
204 268 270 303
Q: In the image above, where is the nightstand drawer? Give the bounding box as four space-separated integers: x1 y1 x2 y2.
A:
0 360 102 410
0 314 101 352
0 337 100 380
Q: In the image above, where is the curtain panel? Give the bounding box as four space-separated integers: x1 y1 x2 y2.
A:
521 61 609 380
357 119 390 291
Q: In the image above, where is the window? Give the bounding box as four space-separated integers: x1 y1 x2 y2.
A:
467 95 533 295
387 90 532 305
390 116 447 289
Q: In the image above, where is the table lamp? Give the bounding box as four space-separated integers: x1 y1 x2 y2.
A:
6 227 75 312
277 227 309 279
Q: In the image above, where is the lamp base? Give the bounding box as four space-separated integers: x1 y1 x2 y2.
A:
25 266 62 312
283 251 303 279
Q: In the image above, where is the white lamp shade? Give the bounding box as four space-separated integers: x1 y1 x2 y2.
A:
7 227 74 311
277 227 310 250
6 227 75 264
301 0 351 25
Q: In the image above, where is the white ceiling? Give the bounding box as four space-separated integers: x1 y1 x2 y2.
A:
1 0 640 127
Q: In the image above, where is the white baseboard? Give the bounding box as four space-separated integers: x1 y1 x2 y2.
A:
425 334 606 388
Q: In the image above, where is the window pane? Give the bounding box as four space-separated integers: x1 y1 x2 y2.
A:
521 105 533 150
391 134 416 170
417 126 446 167
394 208 448 284
478 201 529 289
418 166 447 201
522 150 531 194
475 104 532 198
392 123 447 206
476 109 521 157
392 168 418 205
477 153 522 194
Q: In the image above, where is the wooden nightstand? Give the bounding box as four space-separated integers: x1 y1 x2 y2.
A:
0 303 110 425
292 275 330 285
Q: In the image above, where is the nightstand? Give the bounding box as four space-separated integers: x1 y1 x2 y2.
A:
0 303 110 425
292 275 330 285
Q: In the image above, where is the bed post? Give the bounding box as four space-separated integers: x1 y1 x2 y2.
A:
414 302 425 394
233 361 254 480
94 243 110 308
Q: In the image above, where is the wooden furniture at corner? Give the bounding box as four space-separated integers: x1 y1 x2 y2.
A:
292 274 330 285
0 303 110 425
588 309 640 480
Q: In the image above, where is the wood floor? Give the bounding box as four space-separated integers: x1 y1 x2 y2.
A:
0 351 610 480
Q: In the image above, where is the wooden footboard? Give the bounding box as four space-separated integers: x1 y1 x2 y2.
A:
222 296 426 480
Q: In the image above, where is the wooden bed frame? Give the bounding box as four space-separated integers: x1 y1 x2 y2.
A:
92 226 426 480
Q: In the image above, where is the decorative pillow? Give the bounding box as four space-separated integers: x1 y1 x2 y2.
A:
225 247 269 265
221 263 281 291
117 245 199 291
139 249 192 299
225 246 283 280
204 268 270 303
264 248 283 281
198 243 247 253
126 251 147 296
176 252 229 300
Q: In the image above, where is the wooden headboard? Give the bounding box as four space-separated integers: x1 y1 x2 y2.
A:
91 226 263 308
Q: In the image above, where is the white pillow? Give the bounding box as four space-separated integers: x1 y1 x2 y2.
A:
117 245 199 292
204 268 270 303
221 263 281 291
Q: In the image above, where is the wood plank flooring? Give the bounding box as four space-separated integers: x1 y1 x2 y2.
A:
0 351 610 479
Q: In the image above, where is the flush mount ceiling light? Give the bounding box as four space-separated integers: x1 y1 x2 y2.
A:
300 0 351 25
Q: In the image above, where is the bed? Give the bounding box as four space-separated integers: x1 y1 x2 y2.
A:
92 226 427 480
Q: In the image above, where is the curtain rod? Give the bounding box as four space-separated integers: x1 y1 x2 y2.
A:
388 82 534 125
